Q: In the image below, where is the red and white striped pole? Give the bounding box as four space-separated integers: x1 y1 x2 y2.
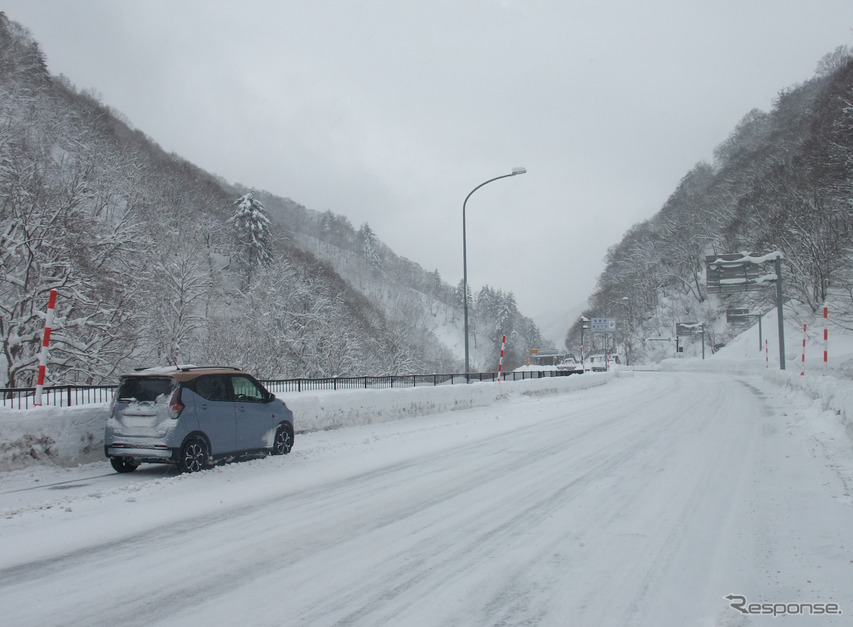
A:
823 305 828 370
497 335 506 381
34 289 58 407
801 323 806 376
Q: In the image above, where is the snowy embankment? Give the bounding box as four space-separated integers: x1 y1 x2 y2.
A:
665 306 853 446
0 372 613 471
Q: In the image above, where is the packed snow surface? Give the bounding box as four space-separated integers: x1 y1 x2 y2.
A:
0 365 851 625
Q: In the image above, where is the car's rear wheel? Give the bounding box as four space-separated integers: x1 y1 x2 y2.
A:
110 456 139 473
179 438 210 473
272 425 293 455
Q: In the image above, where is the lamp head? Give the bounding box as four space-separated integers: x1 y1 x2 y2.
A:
511 167 527 175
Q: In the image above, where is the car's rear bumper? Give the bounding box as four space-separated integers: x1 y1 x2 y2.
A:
105 443 174 462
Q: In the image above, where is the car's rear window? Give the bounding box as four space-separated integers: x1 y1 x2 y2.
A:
116 377 175 402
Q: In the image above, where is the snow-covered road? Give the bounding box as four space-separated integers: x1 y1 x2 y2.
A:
0 371 851 626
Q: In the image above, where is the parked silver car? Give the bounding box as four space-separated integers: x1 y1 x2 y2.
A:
105 366 294 473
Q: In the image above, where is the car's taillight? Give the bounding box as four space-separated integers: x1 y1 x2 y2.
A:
169 388 184 419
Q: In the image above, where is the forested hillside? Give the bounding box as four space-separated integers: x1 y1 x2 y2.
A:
572 46 853 364
249 191 544 373
0 14 543 387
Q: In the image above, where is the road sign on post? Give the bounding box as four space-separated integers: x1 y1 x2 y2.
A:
726 309 764 352
706 252 785 370
591 318 616 332
676 322 705 359
726 308 749 322
675 322 701 336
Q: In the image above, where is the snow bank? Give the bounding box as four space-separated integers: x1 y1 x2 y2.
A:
0 372 614 471
667 355 853 437
765 371 853 444
0 404 110 470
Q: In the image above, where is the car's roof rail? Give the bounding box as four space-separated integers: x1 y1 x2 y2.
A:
176 366 242 372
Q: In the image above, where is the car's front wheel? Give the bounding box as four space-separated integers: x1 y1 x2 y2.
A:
179 438 210 473
110 456 139 473
272 424 293 455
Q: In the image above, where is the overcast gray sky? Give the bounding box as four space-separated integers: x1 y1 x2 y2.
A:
5 0 853 342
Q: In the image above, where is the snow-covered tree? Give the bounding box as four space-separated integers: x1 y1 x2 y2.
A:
230 193 273 288
144 249 209 365
357 222 382 272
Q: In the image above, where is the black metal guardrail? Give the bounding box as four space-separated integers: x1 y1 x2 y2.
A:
0 369 574 410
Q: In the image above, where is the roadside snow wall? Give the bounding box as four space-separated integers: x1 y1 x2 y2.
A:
665 357 853 448
766 370 853 445
0 373 614 471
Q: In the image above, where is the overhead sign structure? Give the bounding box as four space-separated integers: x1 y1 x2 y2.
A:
705 252 780 294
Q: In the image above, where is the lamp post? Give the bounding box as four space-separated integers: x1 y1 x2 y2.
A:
621 296 630 366
463 167 527 380
580 316 589 370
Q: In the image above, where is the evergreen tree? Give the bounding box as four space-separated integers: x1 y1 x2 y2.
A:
230 193 273 287
357 222 382 272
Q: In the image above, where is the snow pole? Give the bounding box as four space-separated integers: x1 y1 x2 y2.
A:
775 256 786 370
497 335 506 381
765 339 768 368
801 323 806 376
823 305 828 370
34 289 58 407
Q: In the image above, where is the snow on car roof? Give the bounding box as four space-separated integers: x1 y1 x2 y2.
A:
122 366 247 381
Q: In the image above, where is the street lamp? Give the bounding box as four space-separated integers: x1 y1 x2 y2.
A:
463 167 527 380
621 297 630 366
580 316 589 370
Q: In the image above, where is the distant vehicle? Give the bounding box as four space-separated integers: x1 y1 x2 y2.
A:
585 352 622 372
556 357 584 374
105 366 294 473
